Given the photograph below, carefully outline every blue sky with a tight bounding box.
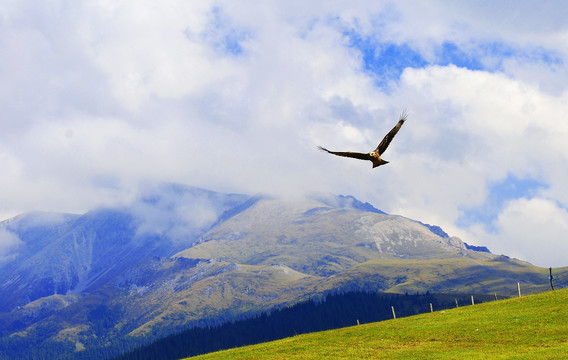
[1,1,568,266]
[457,176,546,231]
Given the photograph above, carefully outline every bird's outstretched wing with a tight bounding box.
[375,110,408,155]
[318,146,371,161]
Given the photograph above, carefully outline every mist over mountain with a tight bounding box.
[0,184,258,312]
[0,183,564,360]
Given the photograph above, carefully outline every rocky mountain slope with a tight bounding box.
[175,198,478,276]
[0,184,565,359]
[0,184,257,313]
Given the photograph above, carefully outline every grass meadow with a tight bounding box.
[188,289,568,359]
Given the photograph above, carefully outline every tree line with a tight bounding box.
[0,291,498,360]
[113,291,496,360]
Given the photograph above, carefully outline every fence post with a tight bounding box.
[430,303,433,313]
[494,293,498,301]
[517,282,522,297]
[455,298,459,308]
[391,306,396,319]
[471,295,475,305]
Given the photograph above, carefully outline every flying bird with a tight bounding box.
[318,110,407,168]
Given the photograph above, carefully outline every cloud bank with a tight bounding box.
[1,1,568,266]
[0,229,23,265]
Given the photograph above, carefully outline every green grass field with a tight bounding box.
[188,289,568,359]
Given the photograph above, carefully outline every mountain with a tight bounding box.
[0,183,565,359]
[0,184,258,313]
[175,198,474,275]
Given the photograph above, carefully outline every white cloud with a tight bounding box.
[0,229,23,265]
[81,1,238,111]
[474,198,568,267]
[355,64,568,266]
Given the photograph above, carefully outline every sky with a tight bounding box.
[1,0,568,267]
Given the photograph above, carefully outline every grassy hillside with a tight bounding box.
[188,289,568,359]
[320,258,561,297]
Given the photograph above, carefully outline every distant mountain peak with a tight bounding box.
[417,221,450,238]
[313,194,386,214]
[464,243,491,253]
[416,221,491,253]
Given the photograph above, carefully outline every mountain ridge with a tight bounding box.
[0,184,259,312]
[0,183,564,360]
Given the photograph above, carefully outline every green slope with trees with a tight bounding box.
[115,291,497,360]
[188,289,568,359]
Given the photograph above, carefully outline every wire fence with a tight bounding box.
[487,278,566,299]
